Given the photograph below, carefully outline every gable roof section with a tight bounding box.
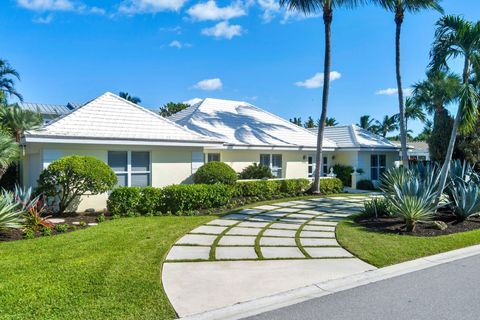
[309,125,400,150]
[169,98,337,150]
[24,92,222,146]
[19,102,79,116]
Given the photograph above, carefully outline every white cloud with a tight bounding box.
[187,0,246,21]
[119,0,187,14]
[201,21,243,39]
[183,97,203,105]
[281,10,320,24]
[295,71,342,89]
[194,78,223,91]
[169,40,192,48]
[33,14,53,23]
[89,6,106,15]
[257,0,280,22]
[17,0,74,11]
[160,26,182,34]
[376,87,413,96]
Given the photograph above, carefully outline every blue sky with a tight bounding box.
[1,0,479,135]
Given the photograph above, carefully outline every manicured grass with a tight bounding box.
[337,219,480,268]
[0,216,214,320]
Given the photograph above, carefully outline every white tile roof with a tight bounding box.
[309,125,400,150]
[169,98,337,150]
[25,92,221,145]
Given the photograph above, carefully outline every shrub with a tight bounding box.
[96,214,106,223]
[360,197,392,219]
[238,163,274,180]
[162,184,232,214]
[319,178,343,194]
[54,224,69,233]
[107,187,141,216]
[22,196,53,232]
[332,164,354,187]
[281,179,311,195]
[356,179,375,191]
[139,187,164,215]
[233,180,282,199]
[37,155,117,214]
[193,162,237,185]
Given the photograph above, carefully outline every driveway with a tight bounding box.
[162,195,376,317]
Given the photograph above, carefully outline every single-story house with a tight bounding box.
[19,102,81,124]
[392,140,430,161]
[21,92,400,212]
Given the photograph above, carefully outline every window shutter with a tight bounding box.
[191,151,204,174]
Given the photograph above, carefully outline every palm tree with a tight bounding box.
[429,15,480,198]
[374,115,399,138]
[304,116,316,128]
[0,132,19,180]
[393,97,426,133]
[289,117,303,126]
[414,119,433,141]
[0,104,43,143]
[375,0,443,165]
[0,59,22,102]
[325,117,338,126]
[119,92,141,104]
[279,0,366,194]
[357,115,376,131]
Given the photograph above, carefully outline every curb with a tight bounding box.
[180,244,480,320]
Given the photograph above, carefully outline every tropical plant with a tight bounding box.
[427,108,453,162]
[414,119,433,141]
[361,197,391,219]
[289,117,302,126]
[0,104,42,143]
[357,115,377,132]
[429,15,480,200]
[238,163,274,180]
[0,59,23,101]
[279,0,366,194]
[0,132,19,180]
[448,160,480,185]
[374,115,399,137]
[37,156,117,214]
[325,117,338,126]
[394,97,426,133]
[119,92,141,104]
[22,195,53,232]
[303,116,316,128]
[159,102,191,117]
[448,180,480,221]
[0,190,23,230]
[375,0,444,165]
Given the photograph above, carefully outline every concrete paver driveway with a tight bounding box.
[162,195,376,317]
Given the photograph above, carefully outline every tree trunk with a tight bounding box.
[395,11,409,166]
[312,7,332,194]
[437,57,471,200]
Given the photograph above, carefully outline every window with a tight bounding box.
[108,151,151,187]
[260,154,283,178]
[206,153,220,162]
[371,154,386,181]
[308,155,328,178]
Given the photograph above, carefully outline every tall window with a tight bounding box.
[206,153,220,162]
[371,154,386,181]
[260,154,283,178]
[308,156,328,178]
[108,151,151,187]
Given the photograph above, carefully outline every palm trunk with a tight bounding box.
[437,57,471,200]
[395,13,409,166]
[313,7,332,194]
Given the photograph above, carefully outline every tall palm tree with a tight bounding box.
[0,104,43,143]
[429,15,480,198]
[325,117,338,126]
[374,115,399,137]
[394,97,426,133]
[119,92,141,104]
[0,59,22,102]
[414,119,432,141]
[357,115,376,131]
[0,132,19,180]
[375,0,443,165]
[279,0,366,193]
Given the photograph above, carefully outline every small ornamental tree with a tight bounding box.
[37,155,117,214]
[193,162,237,185]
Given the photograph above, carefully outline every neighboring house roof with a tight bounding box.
[24,92,223,147]
[309,125,400,150]
[392,140,429,153]
[19,102,80,116]
[169,98,337,150]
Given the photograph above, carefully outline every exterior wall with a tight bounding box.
[23,143,203,212]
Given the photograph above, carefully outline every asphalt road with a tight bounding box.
[245,254,480,320]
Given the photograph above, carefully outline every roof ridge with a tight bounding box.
[349,124,361,147]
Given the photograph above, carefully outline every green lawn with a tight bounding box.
[0,216,214,320]
[337,219,480,268]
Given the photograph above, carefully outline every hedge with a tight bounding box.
[193,162,237,185]
[356,179,375,191]
[107,178,342,216]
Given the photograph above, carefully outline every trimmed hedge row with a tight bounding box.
[107,178,343,216]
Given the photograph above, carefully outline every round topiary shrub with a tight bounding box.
[356,179,375,191]
[38,155,117,213]
[238,163,274,180]
[193,161,237,185]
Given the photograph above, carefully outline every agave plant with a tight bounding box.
[0,190,23,230]
[448,160,480,185]
[449,180,480,221]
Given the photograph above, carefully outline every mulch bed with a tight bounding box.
[0,212,110,242]
[355,211,480,237]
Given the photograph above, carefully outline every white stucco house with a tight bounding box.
[21,92,400,211]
